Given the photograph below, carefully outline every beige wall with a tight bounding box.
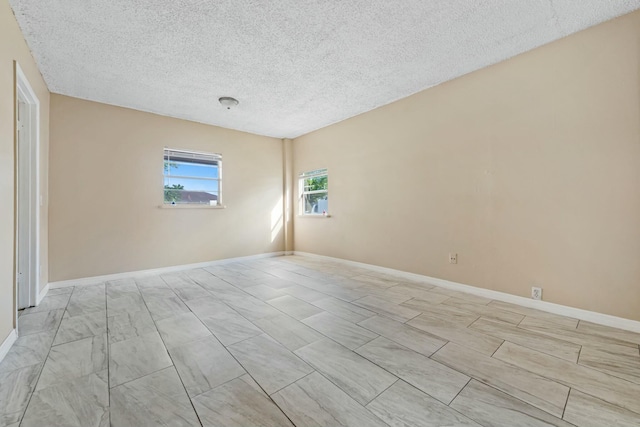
[49,95,284,281]
[293,11,640,321]
[0,0,50,342]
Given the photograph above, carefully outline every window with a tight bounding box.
[163,148,222,206]
[299,168,328,215]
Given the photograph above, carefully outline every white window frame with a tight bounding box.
[163,148,222,207]
[299,168,328,216]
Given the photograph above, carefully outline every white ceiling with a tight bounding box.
[10,1,640,138]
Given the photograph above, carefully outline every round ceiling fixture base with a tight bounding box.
[219,96,239,109]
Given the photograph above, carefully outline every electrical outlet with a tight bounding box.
[449,253,457,264]
[531,286,542,300]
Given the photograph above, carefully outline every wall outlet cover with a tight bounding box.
[531,286,542,300]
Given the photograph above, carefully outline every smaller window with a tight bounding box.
[163,148,222,205]
[299,168,328,215]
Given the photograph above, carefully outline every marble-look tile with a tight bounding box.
[162,274,212,301]
[46,287,74,295]
[193,377,294,427]
[493,341,640,415]
[295,338,397,405]
[267,295,323,320]
[385,283,446,301]
[253,313,324,351]
[185,269,233,292]
[281,284,328,303]
[18,309,64,336]
[352,295,420,322]
[53,311,107,346]
[273,371,388,427]
[218,295,282,321]
[109,331,173,387]
[0,331,54,372]
[357,337,469,404]
[310,296,376,323]
[450,380,574,427]
[563,389,640,427]
[442,297,525,324]
[107,309,156,344]
[428,288,493,305]
[0,363,41,424]
[143,295,190,321]
[432,342,569,417]
[351,274,399,288]
[469,317,581,362]
[518,316,637,350]
[155,312,211,349]
[578,345,640,384]
[169,336,245,397]
[407,314,503,355]
[20,293,71,315]
[488,301,579,329]
[185,297,263,346]
[134,275,169,289]
[65,286,106,318]
[243,284,287,301]
[21,371,109,427]
[37,334,107,391]
[576,321,640,347]
[228,334,313,394]
[139,287,176,299]
[302,312,378,350]
[110,367,200,427]
[106,290,146,318]
[357,315,446,357]
[367,380,480,427]
[400,299,480,326]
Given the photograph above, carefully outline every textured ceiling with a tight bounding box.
[10,0,640,138]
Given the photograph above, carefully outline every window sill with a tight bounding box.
[159,204,226,209]
[298,214,331,218]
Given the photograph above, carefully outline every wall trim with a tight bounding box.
[36,283,49,304]
[0,330,17,364]
[48,252,287,288]
[294,251,640,334]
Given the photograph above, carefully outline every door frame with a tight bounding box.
[14,62,40,320]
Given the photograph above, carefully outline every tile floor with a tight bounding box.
[1,255,639,426]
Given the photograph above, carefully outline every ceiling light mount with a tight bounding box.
[219,96,239,110]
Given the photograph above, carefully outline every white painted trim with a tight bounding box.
[0,330,17,364]
[48,252,287,288]
[293,251,640,334]
[15,62,41,312]
[37,283,49,304]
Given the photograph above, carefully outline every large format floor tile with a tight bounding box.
[356,337,469,404]
[450,379,574,427]
[273,371,388,427]
[37,334,107,391]
[109,331,173,387]
[4,255,640,427]
[367,380,480,427]
[357,315,446,357]
[21,371,109,427]
[193,377,294,427]
[432,342,569,417]
[493,341,640,415]
[110,367,200,427]
[563,389,640,427]
[185,297,263,346]
[228,334,313,394]
[302,311,378,350]
[168,336,245,397]
[295,338,397,405]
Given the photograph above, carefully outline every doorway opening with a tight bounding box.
[15,62,41,320]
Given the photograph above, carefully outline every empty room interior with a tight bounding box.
[1,1,640,426]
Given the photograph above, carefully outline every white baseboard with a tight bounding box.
[48,252,287,289]
[293,251,640,334]
[0,329,17,364]
[37,283,49,304]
